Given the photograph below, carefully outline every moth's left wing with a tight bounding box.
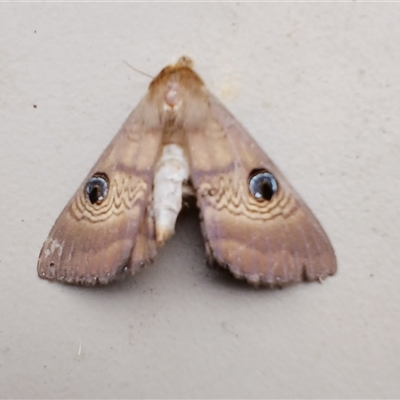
[37,106,162,285]
[187,94,336,286]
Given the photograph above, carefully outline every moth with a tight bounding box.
[37,56,336,286]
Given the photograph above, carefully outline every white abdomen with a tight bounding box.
[153,144,189,244]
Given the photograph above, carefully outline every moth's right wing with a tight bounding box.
[187,94,336,286]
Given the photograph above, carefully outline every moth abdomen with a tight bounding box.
[153,143,189,244]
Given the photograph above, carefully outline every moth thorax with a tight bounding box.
[164,81,182,110]
[153,144,190,244]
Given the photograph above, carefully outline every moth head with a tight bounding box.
[248,169,278,201]
[85,173,109,205]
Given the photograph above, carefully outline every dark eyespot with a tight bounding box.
[85,173,109,205]
[248,169,278,201]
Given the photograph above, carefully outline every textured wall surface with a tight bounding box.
[1,3,399,398]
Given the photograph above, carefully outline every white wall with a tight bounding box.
[1,3,399,398]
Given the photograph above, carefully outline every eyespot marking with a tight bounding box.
[85,173,109,205]
[248,169,278,201]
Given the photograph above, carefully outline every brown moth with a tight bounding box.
[37,56,336,286]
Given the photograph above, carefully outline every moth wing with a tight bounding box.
[188,94,337,286]
[37,106,162,285]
